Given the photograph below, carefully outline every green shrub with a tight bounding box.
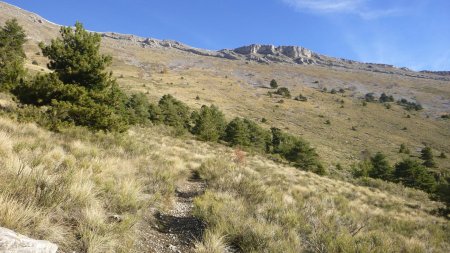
[393,159,436,193]
[245,119,271,153]
[399,143,410,154]
[275,87,291,98]
[147,103,162,123]
[368,152,392,180]
[158,94,191,133]
[435,177,450,215]
[13,73,83,106]
[224,118,271,153]
[420,146,436,168]
[191,105,226,142]
[270,79,278,89]
[364,93,375,102]
[271,127,322,173]
[224,118,251,146]
[379,93,394,103]
[397,98,423,111]
[50,96,129,132]
[126,93,151,125]
[351,160,372,178]
[294,94,307,101]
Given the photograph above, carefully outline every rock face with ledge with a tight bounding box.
[0,227,58,253]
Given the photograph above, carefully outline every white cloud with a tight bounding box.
[281,0,401,19]
[282,0,364,12]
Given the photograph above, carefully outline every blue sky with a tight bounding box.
[4,0,450,71]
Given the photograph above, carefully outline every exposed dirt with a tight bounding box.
[136,174,206,253]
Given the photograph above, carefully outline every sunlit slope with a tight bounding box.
[1,1,449,171]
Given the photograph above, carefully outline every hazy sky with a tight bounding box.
[4,0,450,71]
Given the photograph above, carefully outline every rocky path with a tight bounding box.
[136,175,206,253]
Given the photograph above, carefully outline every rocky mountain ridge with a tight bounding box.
[101,32,450,81]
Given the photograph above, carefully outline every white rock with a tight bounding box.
[0,227,58,253]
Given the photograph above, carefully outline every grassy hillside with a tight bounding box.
[0,104,448,252]
[0,2,449,252]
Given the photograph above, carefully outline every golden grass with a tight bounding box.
[0,116,195,252]
[0,108,448,252]
[193,154,449,252]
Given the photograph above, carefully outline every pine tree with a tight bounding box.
[420,146,436,168]
[243,118,271,152]
[191,105,226,142]
[224,118,251,146]
[158,94,191,133]
[13,22,131,132]
[270,79,278,89]
[369,152,392,180]
[126,93,151,124]
[393,159,436,192]
[0,19,26,91]
[40,22,113,90]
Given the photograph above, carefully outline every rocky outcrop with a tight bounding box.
[0,227,58,253]
[233,44,312,59]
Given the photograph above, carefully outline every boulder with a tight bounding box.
[0,227,57,253]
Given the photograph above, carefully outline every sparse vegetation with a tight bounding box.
[269,79,278,89]
[398,98,423,111]
[399,143,411,154]
[275,87,291,98]
[194,157,449,253]
[294,94,307,101]
[364,92,376,102]
[379,92,394,103]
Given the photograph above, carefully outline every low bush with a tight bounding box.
[275,87,291,98]
[294,94,307,101]
[379,93,394,103]
[397,98,423,111]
